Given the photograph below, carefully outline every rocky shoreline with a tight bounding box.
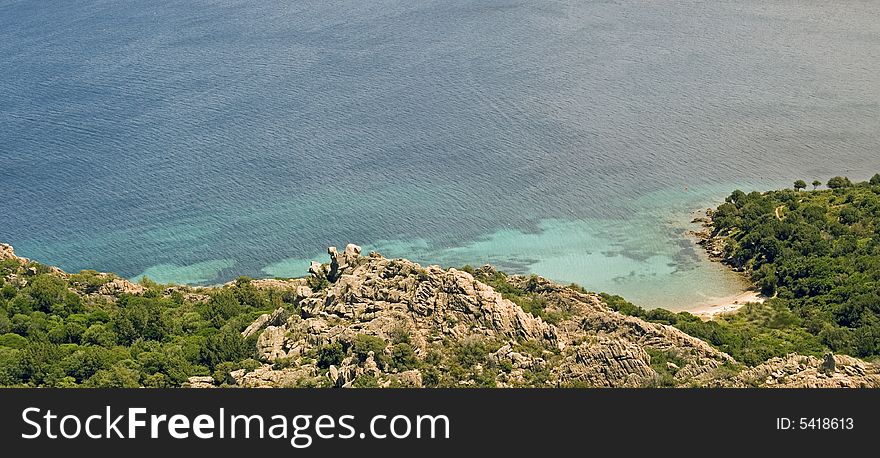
[684,208,763,319]
[689,208,729,263]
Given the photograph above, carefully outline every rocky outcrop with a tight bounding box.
[0,243,66,277]
[185,376,216,389]
[98,278,145,296]
[0,243,21,262]
[231,245,749,388]
[231,365,320,388]
[505,274,735,386]
[729,354,880,388]
[690,209,727,260]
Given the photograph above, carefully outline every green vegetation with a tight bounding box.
[390,343,418,371]
[352,334,387,367]
[602,293,824,365]
[645,348,685,387]
[316,342,345,369]
[0,266,286,387]
[709,176,880,358]
[610,175,880,364]
[826,176,853,189]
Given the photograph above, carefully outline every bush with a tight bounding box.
[352,373,379,388]
[25,275,82,316]
[199,330,249,370]
[454,338,488,368]
[306,271,330,291]
[272,357,294,370]
[390,343,419,371]
[316,342,345,368]
[0,333,27,349]
[203,289,243,328]
[112,296,170,344]
[388,324,411,345]
[0,313,11,334]
[81,324,117,347]
[827,176,853,189]
[212,361,238,385]
[352,334,386,364]
[240,358,261,372]
[84,362,141,388]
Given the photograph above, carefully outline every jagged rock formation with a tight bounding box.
[229,244,818,388]
[729,354,880,388]
[0,243,19,262]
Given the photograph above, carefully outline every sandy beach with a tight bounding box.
[685,290,766,320]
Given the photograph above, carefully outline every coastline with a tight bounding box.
[680,207,764,320]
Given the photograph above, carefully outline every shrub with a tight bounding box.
[352,373,379,388]
[454,338,488,368]
[317,342,345,368]
[0,333,27,349]
[352,334,386,364]
[199,330,249,370]
[390,343,419,371]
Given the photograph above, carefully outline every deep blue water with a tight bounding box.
[2,0,879,308]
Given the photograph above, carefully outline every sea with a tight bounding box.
[2,0,879,309]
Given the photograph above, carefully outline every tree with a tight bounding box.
[84,362,141,388]
[870,174,880,186]
[231,277,265,309]
[204,289,243,328]
[199,330,249,370]
[0,333,27,349]
[317,342,345,368]
[112,296,169,344]
[839,207,860,225]
[812,180,821,190]
[793,180,807,191]
[81,324,117,347]
[0,347,22,386]
[352,334,386,366]
[16,342,65,386]
[25,275,82,316]
[62,346,114,383]
[391,343,419,371]
[827,176,853,189]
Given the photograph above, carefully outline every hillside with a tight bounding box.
[699,175,880,359]
[2,241,878,388]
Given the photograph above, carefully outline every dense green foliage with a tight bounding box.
[707,176,880,359]
[0,266,282,387]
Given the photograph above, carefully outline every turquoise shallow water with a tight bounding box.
[2,1,879,309]
[260,184,756,309]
